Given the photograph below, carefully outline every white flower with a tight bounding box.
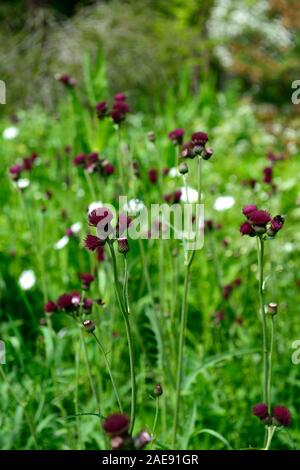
[19,270,36,290]
[169,167,179,178]
[180,186,199,203]
[70,222,82,233]
[54,236,69,250]
[3,126,19,140]
[16,178,30,189]
[123,198,145,213]
[214,196,235,211]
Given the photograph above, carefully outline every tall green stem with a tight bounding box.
[172,259,191,448]
[257,237,269,409]
[108,240,136,433]
[172,157,202,448]
[92,332,123,413]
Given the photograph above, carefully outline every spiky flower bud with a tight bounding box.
[117,238,129,255]
[154,383,163,397]
[267,302,278,316]
[178,162,188,175]
[83,319,95,333]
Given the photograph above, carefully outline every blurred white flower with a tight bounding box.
[3,126,19,140]
[123,198,145,213]
[180,186,199,203]
[88,201,103,213]
[214,196,235,211]
[16,178,30,189]
[54,236,69,250]
[169,167,179,178]
[19,270,36,290]
[70,222,82,233]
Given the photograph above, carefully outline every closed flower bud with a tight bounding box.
[83,319,95,333]
[154,383,163,397]
[267,302,278,316]
[134,430,152,450]
[202,147,214,160]
[178,162,188,175]
[117,237,129,255]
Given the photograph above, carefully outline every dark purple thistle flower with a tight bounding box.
[191,131,208,146]
[240,221,255,236]
[249,210,271,226]
[148,168,158,184]
[168,128,185,146]
[73,153,86,166]
[102,160,115,176]
[164,190,182,204]
[103,414,130,437]
[44,300,58,314]
[80,273,95,289]
[273,406,291,426]
[9,164,23,180]
[242,205,257,218]
[111,109,125,124]
[263,166,273,184]
[114,92,127,101]
[58,74,77,87]
[181,141,194,159]
[95,101,108,119]
[65,227,74,237]
[116,213,133,237]
[57,292,80,312]
[22,157,33,171]
[87,152,99,164]
[270,215,284,234]
[88,208,113,227]
[252,403,268,419]
[112,100,130,114]
[84,234,105,251]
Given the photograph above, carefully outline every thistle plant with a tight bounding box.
[172,131,213,447]
[240,205,291,449]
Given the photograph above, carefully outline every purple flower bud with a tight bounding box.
[103,414,130,437]
[242,205,257,218]
[252,403,268,419]
[168,128,185,145]
[83,319,95,333]
[117,237,130,255]
[273,405,291,426]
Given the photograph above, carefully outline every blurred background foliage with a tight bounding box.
[0,0,300,116]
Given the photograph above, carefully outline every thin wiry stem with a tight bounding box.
[92,332,123,413]
[108,240,136,433]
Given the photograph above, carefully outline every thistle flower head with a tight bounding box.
[80,273,95,290]
[9,164,23,180]
[242,205,257,218]
[57,292,80,312]
[148,168,158,184]
[44,300,58,314]
[57,74,76,87]
[84,234,105,251]
[88,208,113,227]
[263,166,273,184]
[240,221,255,236]
[95,101,108,119]
[73,153,86,166]
[248,210,271,226]
[191,131,208,146]
[103,414,130,437]
[252,403,268,419]
[168,128,185,145]
[273,406,291,426]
